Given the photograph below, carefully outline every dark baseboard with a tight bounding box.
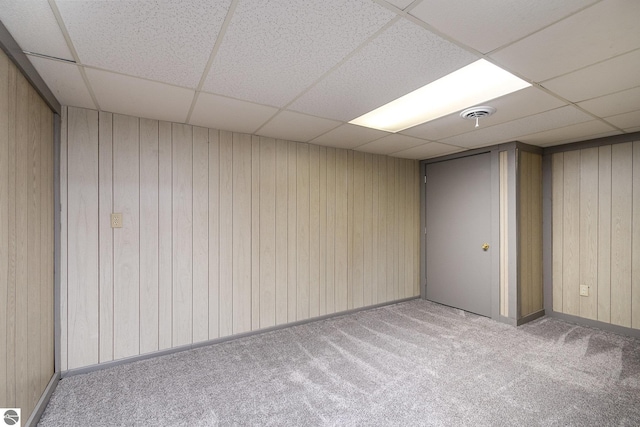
[548,311,640,339]
[517,309,545,326]
[25,371,61,427]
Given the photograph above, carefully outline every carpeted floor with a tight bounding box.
[39,300,640,426]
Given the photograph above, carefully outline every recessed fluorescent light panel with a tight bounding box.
[349,59,531,133]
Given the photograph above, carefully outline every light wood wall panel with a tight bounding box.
[61,107,421,370]
[518,151,543,318]
[552,141,640,330]
[0,50,55,419]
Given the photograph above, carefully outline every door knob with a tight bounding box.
[482,243,490,251]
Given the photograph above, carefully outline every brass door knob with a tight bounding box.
[482,243,490,251]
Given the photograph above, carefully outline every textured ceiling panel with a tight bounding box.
[577,86,640,118]
[203,0,395,107]
[56,0,231,88]
[256,111,341,143]
[491,0,640,81]
[310,124,389,149]
[604,110,640,130]
[441,106,594,148]
[0,0,73,60]
[401,86,566,141]
[410,0,596,54]
[290,19,477,121]
[382,0,415,11]
[518,120,620,146]
[354,133,428,155]
[541,49,640,102]
[86,68,194,124]
[28,56,94,109]
[189,93,278,135]
[390,142,464,160]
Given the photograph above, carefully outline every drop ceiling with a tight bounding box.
[1,0,638,159]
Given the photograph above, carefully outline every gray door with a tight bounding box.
[426,153,492,317]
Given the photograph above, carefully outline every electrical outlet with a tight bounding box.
[579,285,589,297]
[111,213,123,228]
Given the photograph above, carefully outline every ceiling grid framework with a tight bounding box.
[0,0,638,159]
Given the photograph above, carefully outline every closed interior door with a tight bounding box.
[426,153,492,317]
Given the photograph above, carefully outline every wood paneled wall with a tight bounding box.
[0,50,55,418]
[60,106,421,371]
[519,151,543,318]
[552,142,640,328]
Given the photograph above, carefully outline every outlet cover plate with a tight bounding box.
[111,213,123,228]
[579,285,589,297]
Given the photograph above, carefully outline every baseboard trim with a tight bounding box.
[548,311,640,339]
[62,296,420,378]
[24,371,61,427]
[517,309,545,326]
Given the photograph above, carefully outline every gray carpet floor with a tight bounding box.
[39,300,640,426]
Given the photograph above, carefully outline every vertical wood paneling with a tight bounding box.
[363,154,373,305]
[67,107,99,369]
[309,144,320,318]
[233,133,252,334]
[192,127,209,342]
[352,151,364,308]
[260,138,276,328]
[98,112,113,362]
[597,146,612,323]
[499,152,508,317]
[633,141,640,329]
[26,85,41,410]
[579,148,598,320]
[370,155,378,304]
[251,136,260,330]
[520,153,531,316]
[0,51,55,418]
[531,154,543,312]
[113,114,140,360]
[140,118,159,354]
[0,53,9,405]
[158,122,172,349]
[318,146,327,316]
[287,141,297,321]
[326,148,336,314]
[275,140,288,325]
[59,105,67,372]
[297,143,310,320]
[377,155,387,304]
[60,108,424,370]
[172,123,193,345]
[208,130,220,339]
[15,74,29,411]
[218,131,233,337]
[562,150,580,316]
[552,153,564,313]
[334,149,348,312]
[610,142,632,327]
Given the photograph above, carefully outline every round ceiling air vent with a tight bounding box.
[460,106,496,127]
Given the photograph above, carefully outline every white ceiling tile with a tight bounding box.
[0,0,73,60]
[355,134,428,155]
[256,111,341,143]
[441,106,593,148]
[491,0,640,81]
[577,86,640,118]
[518,120,620,146]
[28,56,94,109]
[542,49,640,102]
[410,0,596,54]
[290,19,477,121]
[625,127,640,134]
[189,93,278,135]
[383,0,415,10]
[401,86,566,141]
[604,110,640,130]
[86,68,194,124]
[390,142,464,160]
[310,124,389,149]
[203,0,395,107]
[56,0,231,88]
